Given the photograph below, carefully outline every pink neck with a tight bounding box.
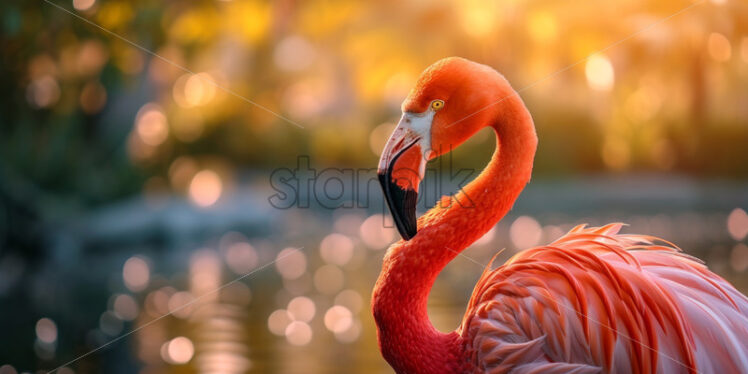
[371,95,537,373]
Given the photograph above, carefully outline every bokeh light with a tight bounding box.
[190,251,221,299]
[268,309,292,336]
[334,289,363,314]
[112,294,139,321]
[145,287,173,317]
[73,0,96,11]
[168,291,195,319]
[369,122,397,156]
[161,336,194,364]
[135,103,169,146]
[173,73,217,108]
[26,76,60,108]
[727,208,748,241]
[543,225,565,243]
[284,321,312,346]
[287,296,316,322]
[123,256,150,293]
[274,36,316,72]
[99,311,123,336]
[585,54,615,92]
[359,214,396,250]
[319,233,354,266]
[509,216,542,250]
[473,225,497,246]
[169,156,199,191]
[224,242,259,275]
[324,305,353,334]
[314,264,344,294]
[35,318,57,344]
[334,319,361,343]
[275,248,307,280]
[188,170,223,207]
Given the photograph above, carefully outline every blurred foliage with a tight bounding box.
[0,0,747,211]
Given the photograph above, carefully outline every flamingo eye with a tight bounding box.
[430,100,445,111]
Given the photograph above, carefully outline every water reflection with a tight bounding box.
[110,208,745,373]
[4,201,745,373]
[100,210,401,373]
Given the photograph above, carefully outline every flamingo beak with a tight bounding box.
[377,114,431,240]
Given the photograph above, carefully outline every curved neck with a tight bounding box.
[372,95,537,373]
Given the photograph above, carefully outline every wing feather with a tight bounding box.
[461,224,748,374]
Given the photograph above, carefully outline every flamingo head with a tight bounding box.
[378,57,509,240]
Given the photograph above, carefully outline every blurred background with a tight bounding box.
[1,0,747,373]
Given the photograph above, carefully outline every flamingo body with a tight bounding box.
[463,224,748,373]
[372,57,748,374]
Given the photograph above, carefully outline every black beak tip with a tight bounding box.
[401,225,417,241]
[378,172,419,241]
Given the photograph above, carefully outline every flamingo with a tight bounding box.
[373,57,748,374]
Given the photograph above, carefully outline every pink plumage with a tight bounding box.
[463,223,748,373]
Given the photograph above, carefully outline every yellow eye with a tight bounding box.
[431,100,444,111]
